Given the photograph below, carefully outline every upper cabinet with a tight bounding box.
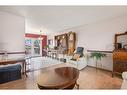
[114,32,127,50]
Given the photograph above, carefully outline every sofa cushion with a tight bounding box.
[71,54,80,61]
[75,47,84,57]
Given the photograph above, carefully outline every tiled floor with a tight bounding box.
[26,57,63,71]
[0,57,122,89]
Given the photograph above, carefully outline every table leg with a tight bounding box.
[96,60,97,72]
[22,61,27,77]
[112,71,114,77]
[24,61,27,77]
[22,62,24,74]
[75,82,79,89]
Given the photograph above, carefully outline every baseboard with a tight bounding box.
[87,65,112,72]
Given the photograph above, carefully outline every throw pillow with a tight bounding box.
[71,54,80,61]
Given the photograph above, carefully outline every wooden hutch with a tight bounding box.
[112,32,127,77]
[54,32,76,55]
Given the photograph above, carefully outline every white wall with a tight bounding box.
[0,11,25,59]
[50,15,127,71]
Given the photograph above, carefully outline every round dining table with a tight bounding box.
[37,66,79,89]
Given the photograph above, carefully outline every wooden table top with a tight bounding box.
[0,58,25,65]
[37,67,79,89]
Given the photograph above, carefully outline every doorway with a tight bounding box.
[25,38,42,56]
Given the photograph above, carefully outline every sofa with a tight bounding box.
[65,47,88,70]
[0,64,21,84]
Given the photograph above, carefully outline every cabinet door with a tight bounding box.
[114,61,127,73]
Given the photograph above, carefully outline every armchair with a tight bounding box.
[65,47,87,70]
[121,72,127,89]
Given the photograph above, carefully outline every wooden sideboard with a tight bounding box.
[0,58,27,76]
[112,50,127,77]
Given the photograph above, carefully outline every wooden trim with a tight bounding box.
[0,51,25,55]
[87,50,113,53]
[87,65,112,72]
[115,31,127,36]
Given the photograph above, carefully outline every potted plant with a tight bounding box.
[90,52,106,70]
[44,45,49,50]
